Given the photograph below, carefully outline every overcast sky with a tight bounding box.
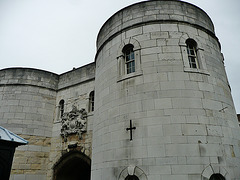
[0,0,239,113]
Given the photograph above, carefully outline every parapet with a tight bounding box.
[0,68,59,90]
[0,62,96,91]
[96,0,215,50]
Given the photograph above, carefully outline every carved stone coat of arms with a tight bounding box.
[60,105,87,142]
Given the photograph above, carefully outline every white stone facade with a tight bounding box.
[0,1,239,180]
[93,1,240,180]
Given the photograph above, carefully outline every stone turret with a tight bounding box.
[92,0,240,179]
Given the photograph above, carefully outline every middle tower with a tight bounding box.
[92,1,240,180]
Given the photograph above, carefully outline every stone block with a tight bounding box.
[141,47,161,55]
[143,24,161,33]
[172,98,202,109]
[147,175,161,180]
[141,54,158,63]
[167,72,189,81]
[166,38,180,46]
[202,99,222,111]
[161,24,178,32]
[161,175,188,180]
[166,144,200,156]
[154,98,172,109]
[206,125,223,137]
[171,136,188,144]
[187,136,207,144]
[162,46,181,53]
[156,157,178,165]
[142,99,155,111]
[186,115,199,123]
[199,144,223,156]
[131,146,148,158]
[186,157,210,165]
[142,158,156,166]
[164,108,190,116]
[160,81,185,90]
[134,33,151,41]
[149,165,171,174]
[188,175,202,180]
[171,164,203,174]
[140,40,157,48]
[182,124,207,136]
[147,125,163,137]
[143,15,157,22]
[143,73,158,83]
[177,156,187,164]
[198,82,214,92]
[126,27,143,38]
[178,24,198,35]
[170,14,184,21]
[13,174,26,180]
[156,39,167,46]
[148,145,165,157]
[151,32,169,39]
[163,124,182,136]
[185,81,199,90]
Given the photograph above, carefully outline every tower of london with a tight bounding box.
[0,1,239,180]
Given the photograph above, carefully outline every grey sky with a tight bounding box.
[0,0,239,113]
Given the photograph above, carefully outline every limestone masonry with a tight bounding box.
[0,0,240,180]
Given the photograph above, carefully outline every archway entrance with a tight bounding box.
[53,151,91,180]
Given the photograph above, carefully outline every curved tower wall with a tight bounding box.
[0,68,58,179]
[93,1,240,180]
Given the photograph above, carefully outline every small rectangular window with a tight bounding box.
[186,40,199,69]
[125,49,135,74]
[89,91,94,112]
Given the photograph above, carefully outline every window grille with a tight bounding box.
[59,99,64,118]
[89,91,94,112]
[186,39,199,69]
[123,44,135,74]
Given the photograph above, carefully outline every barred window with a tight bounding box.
[123,44,135,74]
[59,99,64,118]
[89,91,94,112]
[186,39,199,69]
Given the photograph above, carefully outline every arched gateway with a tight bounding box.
[53,151,91,180]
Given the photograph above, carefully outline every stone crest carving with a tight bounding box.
[60,105,87,142]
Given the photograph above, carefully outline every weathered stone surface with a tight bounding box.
[1,1,240,180]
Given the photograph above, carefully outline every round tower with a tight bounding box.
[0,68,58,179]
[92,1,240,180]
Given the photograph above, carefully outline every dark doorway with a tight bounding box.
[54,151,91,180]
[125,175,139,180]
[209,174,225,180]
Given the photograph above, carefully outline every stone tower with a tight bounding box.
[0,0,240,180]
[92,1,240,180]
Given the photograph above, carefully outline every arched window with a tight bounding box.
[59,99,64,118]
[186,39,199,69]
[125,175,139,180]
[209,174,225,180]
[117,38,142,81]
[122,44,135,74]
[89,91,94,112]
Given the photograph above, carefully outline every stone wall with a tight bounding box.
[96,0,215,52]
[48,78,95,180]
[0,64,95,180]
[0,68,58,180]
[93,1,240,180]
